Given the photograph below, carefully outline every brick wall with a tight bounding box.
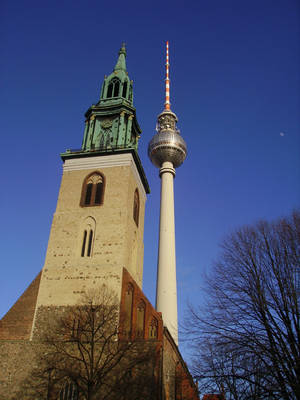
[0,340,40,399]
[120,268,163,341]
[0,271,41,340]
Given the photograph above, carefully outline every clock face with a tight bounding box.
[101,118,113,129]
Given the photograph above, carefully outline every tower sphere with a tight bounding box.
[148,110,187,169]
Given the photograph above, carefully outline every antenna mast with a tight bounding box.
[164,41,171,110]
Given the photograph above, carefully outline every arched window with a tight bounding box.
[129,84,133,101]
[59,380,78,400]
[124,283,134,338]
[80,217,96,258]
[81,172,105,207]
[113,79,120,97]
[122,81,128,98]
[81,228,94,257]
[149,317,158,339]
[133,189,139,226]
[136,300,145,338]
[106,78,120,98]
[107,82,113,98]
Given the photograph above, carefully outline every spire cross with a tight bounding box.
[164,41,170,110]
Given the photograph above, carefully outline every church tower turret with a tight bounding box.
[77,43,141,154]
[31,46,149,337]
[148,41,187,345]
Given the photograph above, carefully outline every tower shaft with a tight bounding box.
[148,42,186,346]
[156,161,178,344]
[30,46,150,338]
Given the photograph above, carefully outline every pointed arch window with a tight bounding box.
[136,300,145,338]
[149,317,158,339]
[124,283,134,338]
[81,228,94,257]
[133,189,139,226]
[81,172,105,207]
[59,380,78,400]
[107,78,120,98]
[129,83,133,101]
[80,217,96,258]
[122,81,128,98]
[113,79,120,97]
[107,83,113,98]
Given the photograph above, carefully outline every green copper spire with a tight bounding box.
[114,43,127,72]
[61,44,149,194]
[62,44,141,155]
[98,43,133,107]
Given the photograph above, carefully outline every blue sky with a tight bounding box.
[1,0,299,358]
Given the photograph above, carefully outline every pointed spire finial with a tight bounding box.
[119,42,126,56]
[164,40,171,111]
[114,43,127,72]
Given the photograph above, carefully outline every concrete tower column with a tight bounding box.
[148,42,187,345]
[156,161,178,343]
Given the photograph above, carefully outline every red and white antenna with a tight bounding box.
[164,41,170,110]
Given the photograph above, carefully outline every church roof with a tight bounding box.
[0,271,41,340]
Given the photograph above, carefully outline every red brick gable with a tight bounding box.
[120,267,163,341]
[120,269,200,400]
[0,271,42,340]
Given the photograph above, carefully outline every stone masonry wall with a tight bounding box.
[0,340,37,400]
[35,162,146,312]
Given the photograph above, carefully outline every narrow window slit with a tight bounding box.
[87,230,93,257]
[133,189,139,226]
[81,230,87,257]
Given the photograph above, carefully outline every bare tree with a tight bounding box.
[185,211,300,400]
[18,285,158,400]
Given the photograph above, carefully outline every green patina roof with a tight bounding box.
[61,44,150,194]
[114,43,127,72]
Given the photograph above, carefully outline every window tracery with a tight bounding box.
[107,78,120,98]
[81,172,105,207]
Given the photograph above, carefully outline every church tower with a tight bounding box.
[31,44,150,336]
[0,44,200,400]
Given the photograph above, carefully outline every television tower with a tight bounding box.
[148,41,187,344]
